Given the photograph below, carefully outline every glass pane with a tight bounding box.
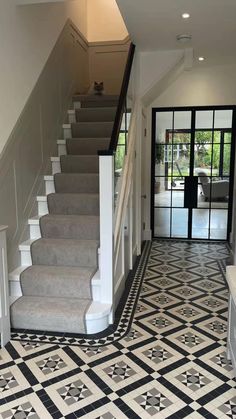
[210,210,228,239]
[155,144,166,174]
[172,179,185,207]
[196,110,214,129]
[223,145,231,176]
[115,144,125,172]
[171,209,188,238]
[120,112,126,131]
[212,145,220,176]
[154,176,171,207]
[213,131,221,143]
[164,143,190,177]
[174,111,191,130]
[195,130,213,143]
[194,143,212,175]
[154,208,170,237]
[198,176,229,205]
[126,111,131,132]
[156,112,173,144]
[214,110,233,129]
[224,132,232,143]
[118,133,126,145]
[197,175,210,208]
[173,132,191,144]
[192,209,209,239]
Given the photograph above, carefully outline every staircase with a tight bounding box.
[10,94,118,334]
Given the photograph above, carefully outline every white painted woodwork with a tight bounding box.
[51,157,61,175]
[63,124,72,139]
[28,216,41,240]
[37,196,48,216]
[0,226,10,347]
[57,140,67,156]
[99,155,114,307]
[68,110,76,123]
[44,176,55,194]
[73,101,81,110]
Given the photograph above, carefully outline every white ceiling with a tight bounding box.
[116,0,236,62]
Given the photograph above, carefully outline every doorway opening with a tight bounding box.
[151,107,236,240]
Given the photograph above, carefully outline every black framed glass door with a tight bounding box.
[151,107,235,240]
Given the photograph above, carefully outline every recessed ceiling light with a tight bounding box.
[182,13,190,19]
[198,56,205,61]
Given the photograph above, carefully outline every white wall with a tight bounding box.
[138,50,183,98]
[0,21,89,271]
[0,0,87,156]
[152,63,236,108]
[87,0,128,42]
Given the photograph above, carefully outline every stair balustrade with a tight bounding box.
[98,43,141,318]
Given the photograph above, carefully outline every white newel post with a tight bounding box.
[99,155,114,310]
[0,226,10,347]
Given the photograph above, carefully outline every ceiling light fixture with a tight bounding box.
[176,34,192,43]
[182,13,190,19]
[198,56,205,61]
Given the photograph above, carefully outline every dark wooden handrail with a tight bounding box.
[98,42,135,156]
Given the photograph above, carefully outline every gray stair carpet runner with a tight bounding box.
[11,95,117,334]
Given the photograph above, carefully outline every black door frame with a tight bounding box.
[151,105,236,241]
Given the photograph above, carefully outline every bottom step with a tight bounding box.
[10,297,111,334]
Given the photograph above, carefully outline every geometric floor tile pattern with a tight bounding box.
[1,240,236,418]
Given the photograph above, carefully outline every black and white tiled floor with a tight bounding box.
[1,240,236,418]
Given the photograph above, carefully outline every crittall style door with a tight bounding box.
[152,107,235,240]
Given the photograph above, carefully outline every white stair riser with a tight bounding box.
[73,101,81,110]
[45,179,55,195]
[29,224,41,240]
[63,124,72,139]
[58,143,67,156]
[51,159,61,175]
[38,200,48,216]
[9,270,101,301]
[10,281,22,297]
[68,110,76,123]
[21,249,32,266]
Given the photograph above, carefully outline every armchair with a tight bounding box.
[198,171,229,201]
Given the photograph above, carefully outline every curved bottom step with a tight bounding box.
[10,296,111,335]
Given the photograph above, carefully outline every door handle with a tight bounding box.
[141,195,147,199]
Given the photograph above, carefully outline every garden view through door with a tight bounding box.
[152,108,234,240]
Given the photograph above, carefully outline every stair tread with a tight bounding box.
[9,266,27,280]
[37,196,47,202]
[11,296,91,333]
[20,265,96,299]
[41,214,99,220]
[33,237,99,245]
[21,265,96,275]
[19,239,36,249]
[73,94,119,101]
[58,138,110,145]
